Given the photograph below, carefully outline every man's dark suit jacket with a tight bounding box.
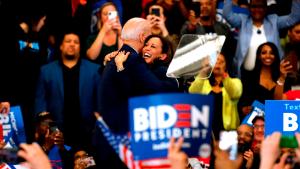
[99,44,178,134]
[34,59,101,131]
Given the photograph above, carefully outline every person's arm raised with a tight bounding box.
[168,137,188,169]
[18,143,52,169]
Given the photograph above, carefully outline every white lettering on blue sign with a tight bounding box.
[133,105,209,131]
[284,104,300,110]
[246,107,264,125]
[283,113,298,131]
[10,112,18,134]
[0,114,11,137]
[191,105,209,128]
[134,105,177,131]
[133,104,210,142]
[134,128,208,142]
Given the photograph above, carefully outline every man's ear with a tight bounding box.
[288,29,292,38]
[159,53,168,61]
[60,44,63,51]
[139,33,146,43]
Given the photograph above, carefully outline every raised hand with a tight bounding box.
[168,137,188,169]
[18,143,52,169]
[259,132,282,169]
[0,102,10,114]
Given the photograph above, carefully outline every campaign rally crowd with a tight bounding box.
[0,0,300,168]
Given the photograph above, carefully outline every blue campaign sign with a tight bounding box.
[129,93,214,161]
[0,106,26,148]
[242,100,264,126]
[265,100,300,136]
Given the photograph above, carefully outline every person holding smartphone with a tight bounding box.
[34,112,73,169]
[73,149,97,169]
[147,5,166,36]
[238,42,293,119]
[145,3,178,50]
[86,2,123,70]
[223,0,300,78]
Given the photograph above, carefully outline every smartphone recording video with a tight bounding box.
[108,11,118,20]
[219,131,238,160]
[284,51,298,73]
[82,156,96,167]
[151,8,160,17]
[48,121,59,134]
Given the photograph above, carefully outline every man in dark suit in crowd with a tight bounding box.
[35,28,101,152]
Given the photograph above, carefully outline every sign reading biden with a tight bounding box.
[265,100,300,136]
[129,93,214,161]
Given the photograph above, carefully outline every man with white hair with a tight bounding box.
[94,17,178,169]
[99,17,178,134]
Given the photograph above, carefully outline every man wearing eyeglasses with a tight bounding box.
[251,116,265,169]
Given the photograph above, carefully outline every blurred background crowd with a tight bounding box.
[0,0,300,168]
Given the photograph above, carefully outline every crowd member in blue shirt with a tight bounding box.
[34,112,73,169]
